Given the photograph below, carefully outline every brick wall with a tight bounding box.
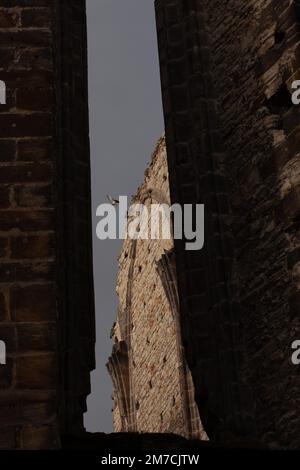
[0,0,95,449]
[108,138,207,440]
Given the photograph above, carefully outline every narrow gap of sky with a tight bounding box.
[84,0,164,432]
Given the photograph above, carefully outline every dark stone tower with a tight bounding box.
[0,0,95,449]
[155,0,300,448]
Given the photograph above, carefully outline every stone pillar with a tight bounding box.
[0,0,95,449]
[155,0,255,442]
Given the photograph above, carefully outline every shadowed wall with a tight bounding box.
[0,0,95,449]
[155,0,300,448]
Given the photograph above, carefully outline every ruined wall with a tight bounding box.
[108,138,207,440]
[0,0,95,449]
[202,0,300,448]
[155,0,255,442]
[155,0,300,448]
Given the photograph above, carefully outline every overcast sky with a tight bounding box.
[84,0,164,432]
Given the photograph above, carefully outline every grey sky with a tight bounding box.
[84,0,164,432]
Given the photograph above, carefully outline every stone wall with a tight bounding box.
[0,0,95,449]
[155,0,300,448]
[108,137,207,440]
[202,0,300,448]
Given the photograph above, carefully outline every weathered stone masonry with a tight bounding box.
[108,138,207,440]
[0,0,95,449]
[202,0,300,448]
[155,0,300,448]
